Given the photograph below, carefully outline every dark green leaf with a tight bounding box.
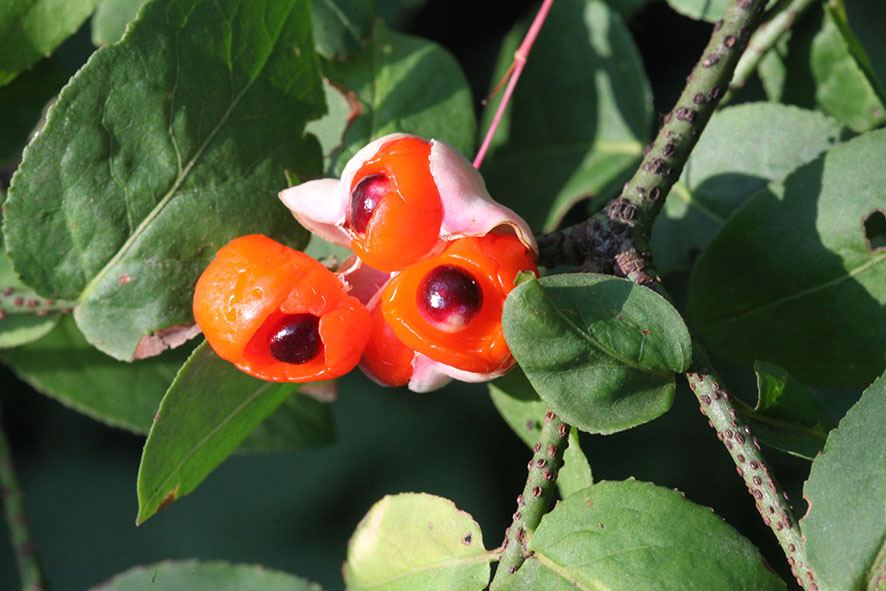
[845,1,886,100]
[310,0,375,60]
[758,4,886,132]
[757,9,819,108]
[604,0,652,20]
[499,480,786,591]
[810,3,886,132]
[4,0,325,361]
[0,0,100,87]
[503,274,691,434]
[481,0,652,232]
[323,21,476,174]
[688,129,886,387]
[801,370,886,590]
[136,341,331,524]
[91,560,325,590]
[652,104,843,275]
[489,368,593,498]
[91,0,148,46]
[239,385,336,452]
[344,493,491,591]
[1,316,187,432]
[739,361,834,460]
[664,0,730,22]
[377,0,427,29]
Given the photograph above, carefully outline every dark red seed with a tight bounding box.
[268,314,321,364]
[417,265,483,332]
[349,174,392,233]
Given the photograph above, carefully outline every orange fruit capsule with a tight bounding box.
[193,235,371,382]
[360,303,416,387]
[381,234,538,375]
[347,137,443,272]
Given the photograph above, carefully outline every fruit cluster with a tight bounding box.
[193,134,538,391]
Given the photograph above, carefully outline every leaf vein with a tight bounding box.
[706,251,886,329]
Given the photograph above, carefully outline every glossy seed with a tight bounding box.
[349,174,392,233]
[268,314,321,364]
[417,265,483,332]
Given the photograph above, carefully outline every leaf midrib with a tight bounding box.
[139,380,275,520]
[529,286,671,375]
[78,4,295,305]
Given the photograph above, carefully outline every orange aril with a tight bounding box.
[347,137,443,272]
[381,234,538,374]
[193,235,370,382]
[361,303,416,387]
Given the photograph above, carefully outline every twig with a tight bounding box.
[686,345,818,591]
[0,402,46,591]
[473,0,555,170]
[532,0,821,587]
[721,0,820,107]
[536,0,769,278]
[490,410,568,588]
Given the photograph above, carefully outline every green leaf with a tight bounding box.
[239,385,336,452]
[91,560,325,590]
[502,274,692,434]
[91,0,149,46]
[0,0,100,87]
[651,104,843,275]
[801,370,886,591]
[810,3,886,132]
[310,0,375,60]
[480,0,652,232]
[756,9,819,108]
[303,232,355,269]
[305,79,355,171]
[758,4,886,132]
[322,20,476,174]
[664,0,730,22]
[0,229,60,348]
[500,480,786,591]
[136,341,331,524]
[688,128,886,387]
[1,315,187,431]
[344,493,492,591]
[4,0,325,361]
[489,368,593,498]
[739,361,835,460]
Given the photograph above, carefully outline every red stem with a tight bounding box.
[473,0,556,169]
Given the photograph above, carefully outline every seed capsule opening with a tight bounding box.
[349,174,392,234]
[417,265,483,333]
[268,313,321,364]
